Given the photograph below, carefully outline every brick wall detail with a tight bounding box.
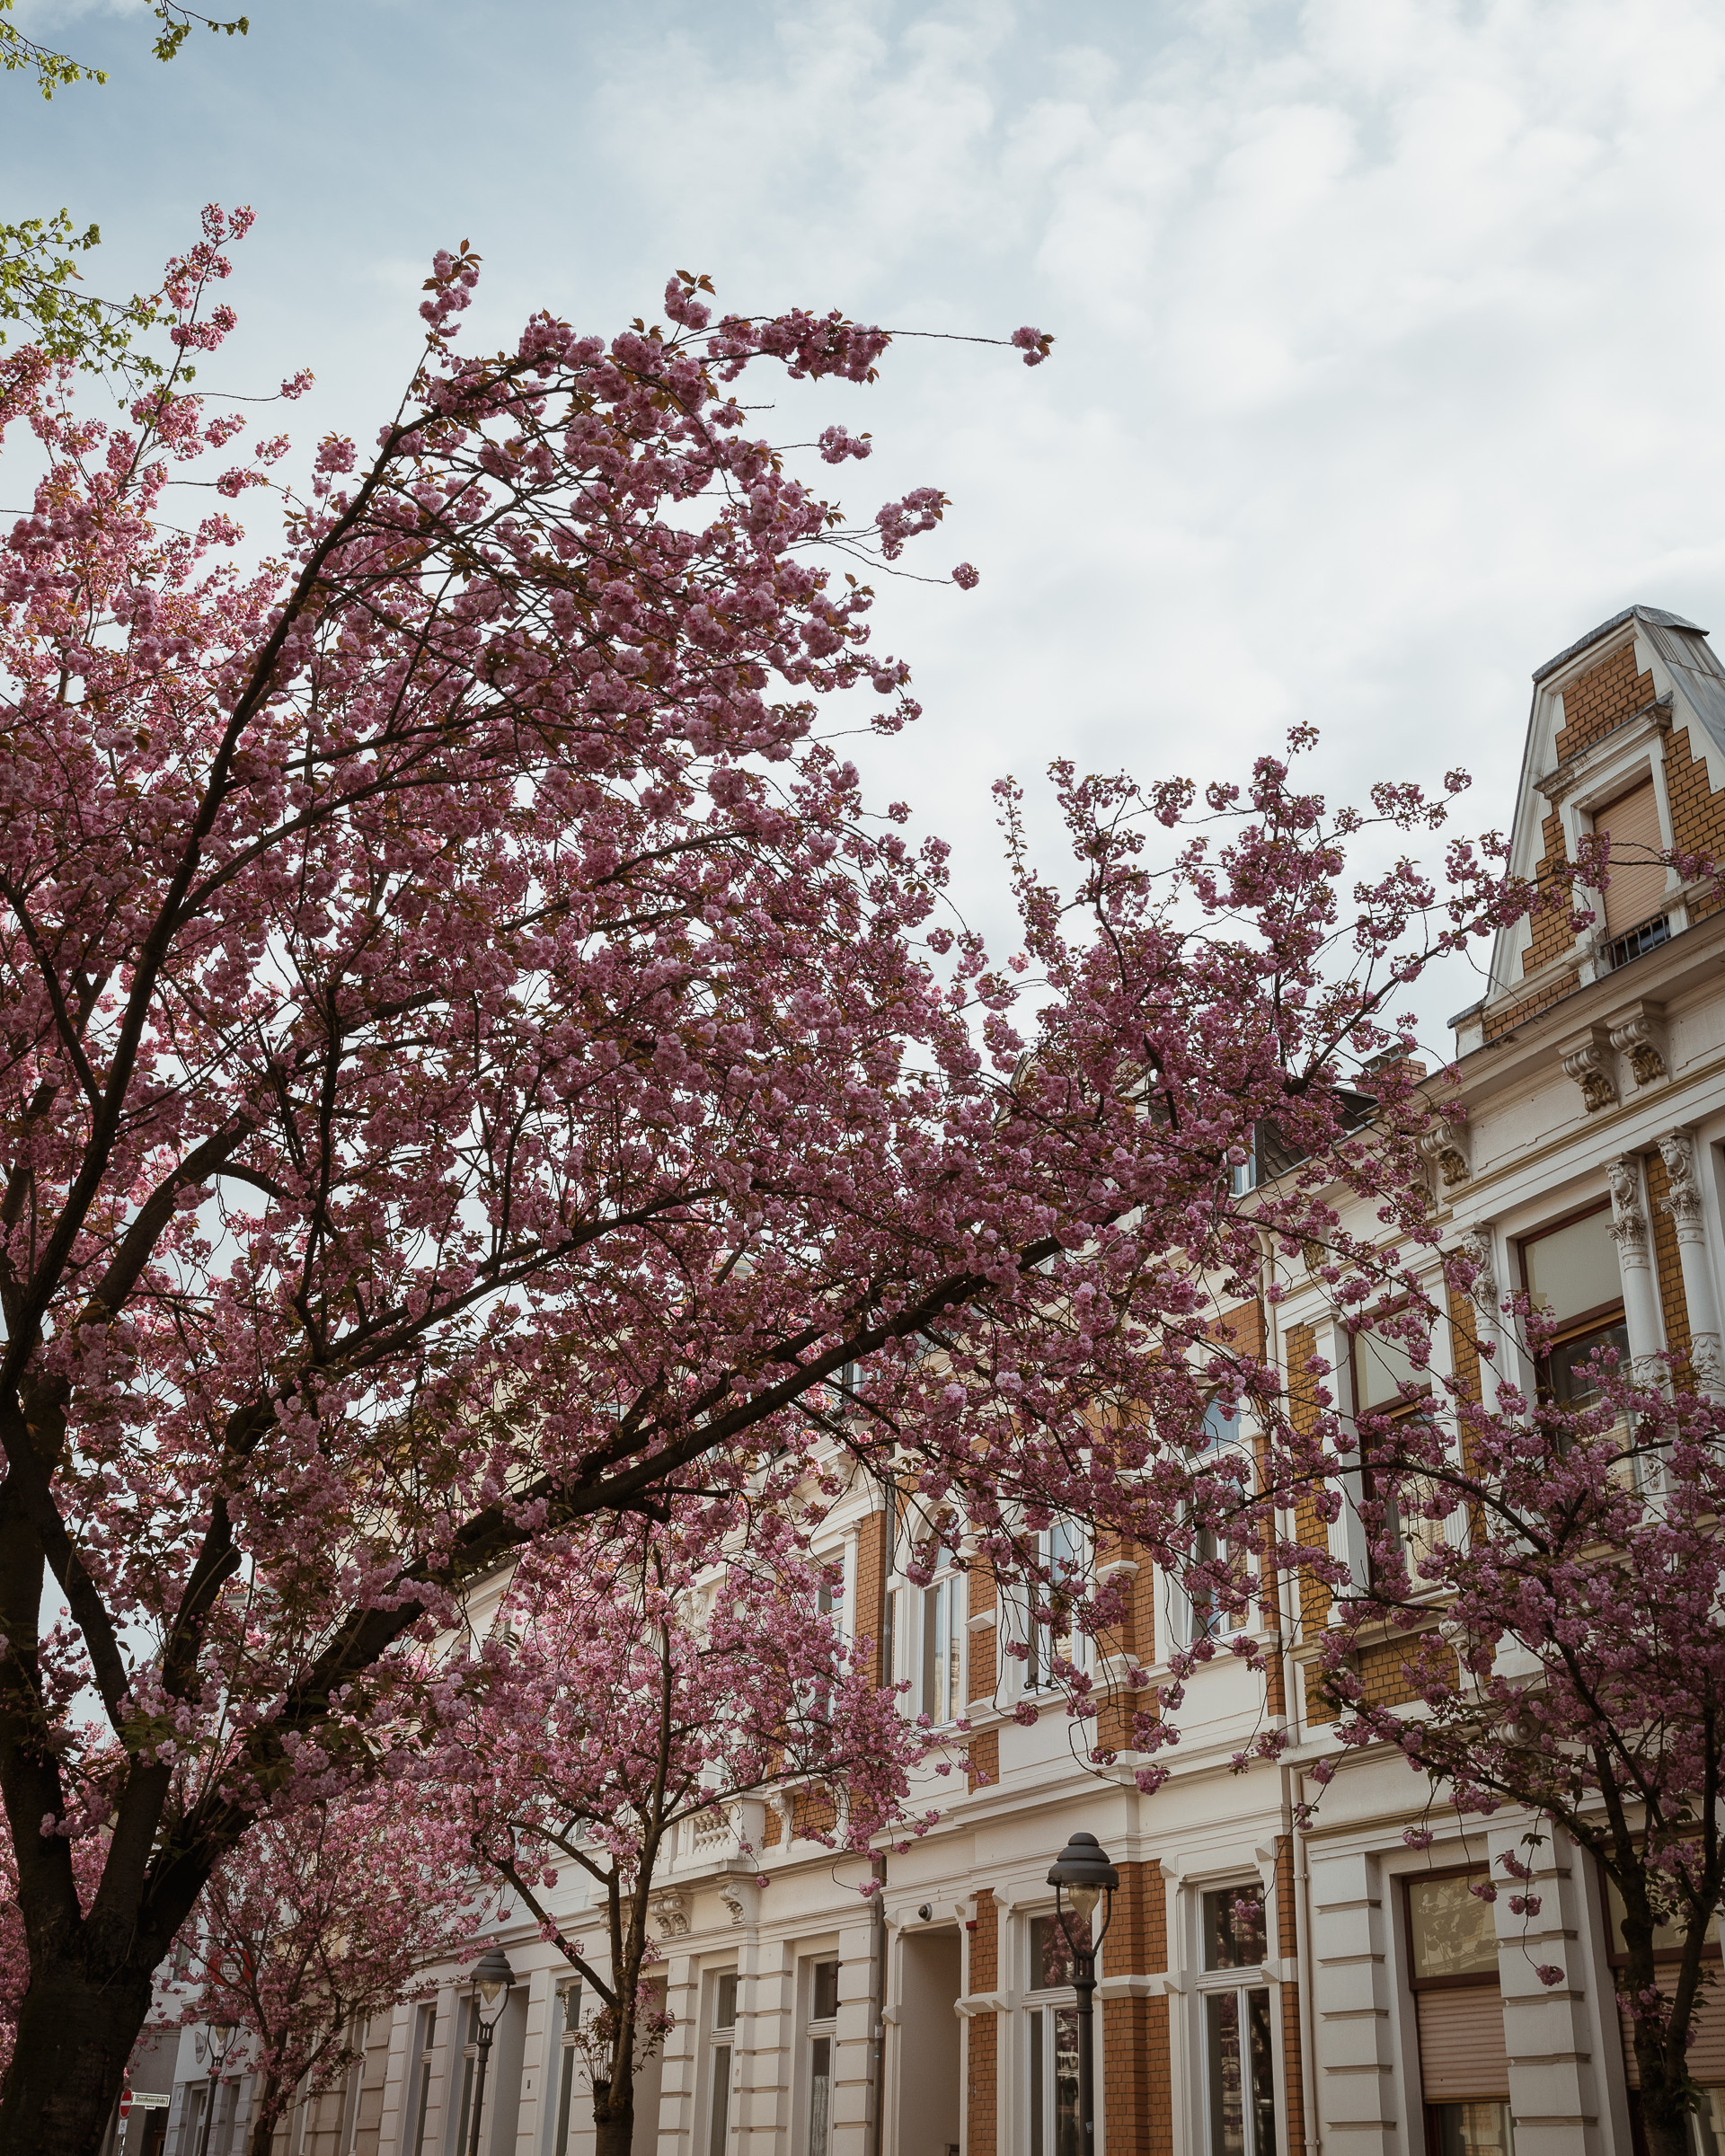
[1552,640,1657,762]
[1286,1323,1330,1643]
[967,1891,998,2156]
[1274,1838,1306,2156]
[855,1506,888,1691]
[1101,1861,1171,2156]
[968,1559,997,1710]
[1520,808,1578,978]
[1353,1631,1458,1709]
[1646,1148,1694,1381]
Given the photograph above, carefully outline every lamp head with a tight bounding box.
[470,1945,516,2028]
[1047,1832,1119,1937]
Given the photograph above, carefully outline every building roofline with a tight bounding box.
[1532,604,1705,685]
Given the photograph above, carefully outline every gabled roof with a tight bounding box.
[1532,604,1705,684]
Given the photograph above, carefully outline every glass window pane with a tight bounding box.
[923,1586,938,1719]
[1030,2011,1044,2156]
[1246,1987,1278,2156]
[455,2051,475,2156]
[708,2045,731,2156]
[1052,2007,1081,2156]
[809,2034,832,2156]
[1203,1887,1269,1971]
[556,2046,578,2156]
[1206,1992,1246,2156]
[1030,1914,1077,1991]
[1524,1210,1621,1325]
[1408,1876,1498,1980]
[1548,1320,1629,1409]
[1606,1875,1721,1955]
[1202,1400,1239,1450]
[562,1984,583,2037]
[715,1973,738,2030]
[1355,1327,1425,1410]
[812,1960,840,2023]
[1697,2086,1725,2156]
[1429,2099,1515,2155]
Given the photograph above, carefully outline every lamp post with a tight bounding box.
[1047,1832,1119,2156]
[465,1945,517,2156]
[193,2020,235,2156]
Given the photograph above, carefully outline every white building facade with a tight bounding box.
[137,601,1725,2156]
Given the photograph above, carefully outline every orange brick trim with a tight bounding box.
[1482,968,1579,1043]
[1287,1323,1330,1643]
[1646,1148,1694,1383]
[967,1891,999,2156]
[1354,1631,1458,1708]
[1553,641,1657,762]
[966,1726,999,1796]
[1521,809,1578,977]
[1102,1862,1172,2156]
[855,1506,888,1691]
[1275,1837,1306,2156]
[968,1560,997,1710]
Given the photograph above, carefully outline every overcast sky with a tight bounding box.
[7,0,1725,1047]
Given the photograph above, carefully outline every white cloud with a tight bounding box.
[6,0,1725,1043]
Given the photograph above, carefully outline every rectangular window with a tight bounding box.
[1027,1522,1086,1690]
[1519,1203,1629,1415]
[1593,778,1668,939]
[403,2001,436,2156]
[707,1971,739,2156]
[1406,1871,1510,2149]
[920,1577,961,1724]
[553,1984,582,2156]
[1026,2007,1081,2156]
[1350,1312,1450,1590]
[1029,1913,1079,1992]
[1199,1886,1276,2156]
[807,1957,839,2156]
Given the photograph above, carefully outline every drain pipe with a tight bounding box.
[870,1850,888,2156]
[1288,1763,1319,2156]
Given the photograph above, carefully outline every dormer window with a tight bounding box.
[1590,778,1669,964]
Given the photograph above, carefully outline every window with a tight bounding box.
[707,1971,738,2156]
[920,1573,963,1725]
[1189,1402,1252,1643]
[1406,1870,1509,2155]
[402,2001,436,2156]
[1604,1870,1725,2150]
[1026,1915,1081,2156]
[453,2000,481,2156]
[806,1958,839,2156]
[1518,1203,1628,1415]
[1026,1522,1087,1692]
[551,1983,582,2156]
[1351,1314,1449,1590]
[1197,1886,1276,2156]
[1591,779,1668,944]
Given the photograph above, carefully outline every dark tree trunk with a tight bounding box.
[246,2073,287,2156]
[1639,2055,1697,2156]
[0,1957,154,2156]
[594,2078,634,2156]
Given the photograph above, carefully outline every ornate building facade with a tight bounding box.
[137,601,1725,2156]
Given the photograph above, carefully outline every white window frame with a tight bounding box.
[544,1979,582,2156]
[1022,1521,1090,1695]
[1022,1908,1085,2156]
[802,1954,841,2156]
[703,1967,739,2156]
[1190,1881,1278,2156]
[916,1568,965,1726]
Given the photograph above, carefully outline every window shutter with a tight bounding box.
[1620,1984,1725,2085]
[1593,781,1667,936]
[1417,1987,1510,2099]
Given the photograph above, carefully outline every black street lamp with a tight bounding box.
[465,1946,517,2156]
[193,2020,235,2156]
[1047,1832,1119,2156]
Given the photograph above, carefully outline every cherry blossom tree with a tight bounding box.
[175,1789,486,2156]
[426,1501,942,2156]
[1246,1254,1725,2156]
[0,195,1519,2154]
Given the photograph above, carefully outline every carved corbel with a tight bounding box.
[652,1890,691,1939]
[1559,1024,1617,1113]
[1418,1123,1470,1188]
[1607,1001,1668,1087]
[1455,1226,1499,1320]
[1606,1156,1650,1262]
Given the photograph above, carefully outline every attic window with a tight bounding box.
[1592,781,1667,939]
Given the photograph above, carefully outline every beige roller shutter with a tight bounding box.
[1620,1985,1725,2085]
[1593,781,1668,937]
[1418,1986,1511,2099]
